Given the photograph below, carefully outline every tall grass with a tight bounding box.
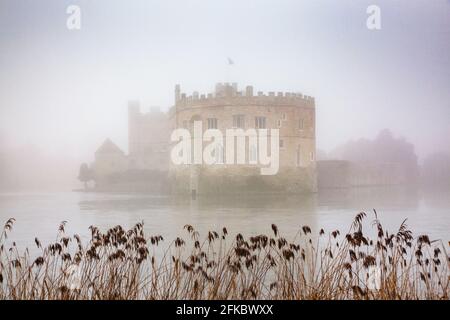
[0,211,448,300]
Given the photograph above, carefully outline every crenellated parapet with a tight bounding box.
[174,83,315,109]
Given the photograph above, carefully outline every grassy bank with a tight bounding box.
[0,211,448,300]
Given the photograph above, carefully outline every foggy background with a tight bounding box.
[0,0,449,190]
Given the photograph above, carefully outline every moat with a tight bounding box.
[0,185,448,250]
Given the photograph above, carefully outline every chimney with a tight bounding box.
[245,86,253,97]
[174,84,181,104]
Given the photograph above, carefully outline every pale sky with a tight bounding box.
[1,0,449,163]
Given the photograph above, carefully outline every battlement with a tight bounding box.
[174,83,315,109]
[128,101,165,117]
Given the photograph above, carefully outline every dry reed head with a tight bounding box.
[0,212,448,300]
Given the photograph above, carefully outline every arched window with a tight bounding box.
[207,118,218,129]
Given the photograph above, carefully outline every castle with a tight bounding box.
[92,83,317,194]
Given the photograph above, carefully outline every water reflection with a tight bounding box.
[77,193,320,245]
[0,186,448,253]
[318,185,420,210]
[421,187,450,209]
[78,193,318,212]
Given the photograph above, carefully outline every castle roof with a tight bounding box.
[95,139,124,155]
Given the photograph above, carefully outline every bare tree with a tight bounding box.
[78,163,93,190]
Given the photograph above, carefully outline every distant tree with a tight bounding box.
[78,163,93,190]
[330,129,419,183]
[421,152,450,186]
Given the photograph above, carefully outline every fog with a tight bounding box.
[1,0,449,190]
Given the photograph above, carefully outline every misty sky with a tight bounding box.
[0,0,449,164]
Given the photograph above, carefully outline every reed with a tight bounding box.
[0,211,448,300]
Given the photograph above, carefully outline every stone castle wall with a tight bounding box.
[169,83,317,195]
[94,82,317,195]
[128,102,170,171]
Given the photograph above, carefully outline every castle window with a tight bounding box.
[277,119,282,128]
[282,113,287,121]
[255,116,266,129]
[280,139,284,148]
[299,118,304,130]
[207,118,218,129]
[296,146,301,167]
[310,151,315,162]
[233,115,245,129]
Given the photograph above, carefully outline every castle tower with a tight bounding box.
[168,83,317,195]
[175,84,181,104]
[127,100,170,171]
[128,100,140,157]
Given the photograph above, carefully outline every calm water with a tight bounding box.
[0,186,449,250]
